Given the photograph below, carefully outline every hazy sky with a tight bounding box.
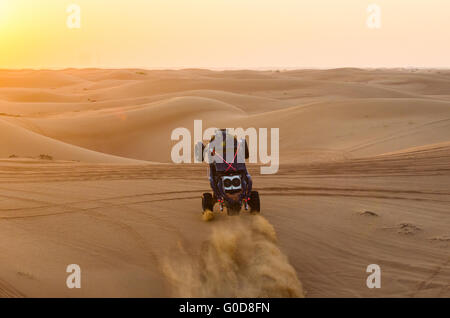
[0,0,449,69]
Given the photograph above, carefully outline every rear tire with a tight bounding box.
[249,191,260,213]
[202,193,214,212]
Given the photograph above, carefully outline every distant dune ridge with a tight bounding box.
[0,69,449,298]
[1,68,450,163]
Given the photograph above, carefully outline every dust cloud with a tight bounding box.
[163,215,304,297]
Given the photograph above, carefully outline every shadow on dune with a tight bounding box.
[162,215,304,297]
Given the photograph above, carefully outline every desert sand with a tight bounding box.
[0,68,449,297]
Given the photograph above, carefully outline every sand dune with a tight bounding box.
[16,97,449,163]
[0,68,448,297]
[2,68,449,163]
[18,96,245,162]
[0,70,84,88]
[0,118,144,164]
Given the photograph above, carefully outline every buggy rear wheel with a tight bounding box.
[202,193,214,212]
[249,191,260,213]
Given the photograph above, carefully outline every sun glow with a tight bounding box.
[0,1,7,20]
[0,0,450,69]
[0,0,14,29]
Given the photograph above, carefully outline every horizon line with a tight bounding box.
[1,66,450,72]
